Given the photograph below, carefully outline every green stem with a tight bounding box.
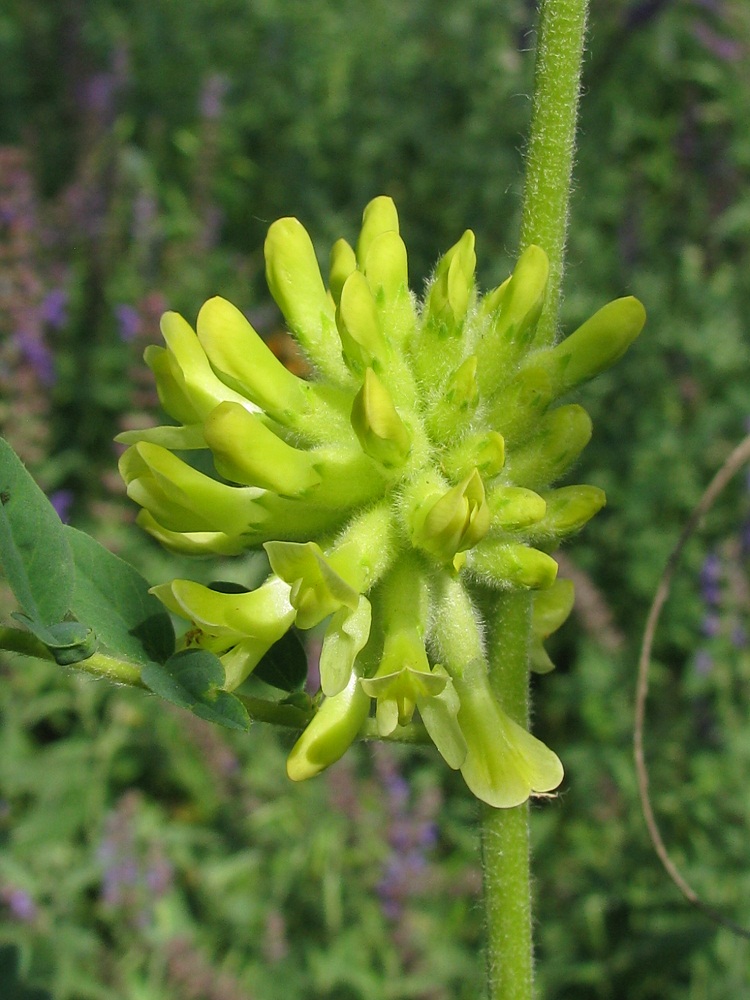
[482,593,533,1000]
[0,626,430,743]
[520,0,589,349]
[481,2,589,997]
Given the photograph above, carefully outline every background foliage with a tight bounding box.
[0,0,749,996]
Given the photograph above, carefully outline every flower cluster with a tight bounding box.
[119,197,644,807]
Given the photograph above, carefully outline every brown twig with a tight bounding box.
[634,433,750,939]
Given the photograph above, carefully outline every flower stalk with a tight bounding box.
[482,1,591,998]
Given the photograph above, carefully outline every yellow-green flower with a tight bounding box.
[119,196,645,807]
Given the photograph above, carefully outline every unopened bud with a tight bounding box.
[476,244,549,393]
[351,368,411,469]
[204,401,321,496]
[467,539,558,590]
[502,404,593,490]
[265,217,346,382]
[336,270,389,373]
[411,469,490,564]
[196,296,309,419]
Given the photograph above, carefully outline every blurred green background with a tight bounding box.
[1,0,749,996]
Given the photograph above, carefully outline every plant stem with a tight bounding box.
[0,626,431,743]
[520,0,589,349]
[482,593,534,999]
[482,2,589,997]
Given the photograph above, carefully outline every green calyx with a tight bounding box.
[122,196,645,808]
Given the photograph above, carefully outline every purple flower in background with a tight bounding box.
[14,329,55,386]
[699,551,722,607]
[691,21,744,62]
[1,886,37,923]
[97,792,173,929]
[701,611,721,639]
[731,624,747,649]
[40,288,68,330]
[372,747,439,923]
[114,303,142,342]
[83,72,117,116]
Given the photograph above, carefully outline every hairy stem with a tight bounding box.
[482,593,534,999]
[0,626,431,743]
[520,0,589,349]
[482,1,589,997]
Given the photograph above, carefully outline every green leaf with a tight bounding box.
[65,526,175,667]
[252,627,308,691]
[11,613,97,666]
[0,437,75,625]
[141,649,251,730]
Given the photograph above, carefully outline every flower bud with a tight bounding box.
[196,296,310,421]
[144,345,201,426]
[486,486,547,530]
[265,217,347,383]
[119,442,267,536]
[442,431,505,481]
[350,368,412,469]
[426,355,479,441]
[204,401,321,496]
[287,671,371,781]
[467,539,558,590]
[329,238,358,306]
[414,231,476,384]
[410,469,490,565]
[502,404,593,490]
[356,195,400,266]
[521,296,646,400]
[336,269,389,373]
[476,244,549,393]
[478,275,510,317]
[361,229,409,305]
[361,229,415,349]
[425,229,476,328]
[159,311,260,420]
[529,485,607,542]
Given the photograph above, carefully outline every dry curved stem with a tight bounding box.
[635,433,750,939]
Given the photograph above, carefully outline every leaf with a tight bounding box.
[11,613,97,666]
[0,437,75,625]
[65,526,175,667]
[252,627,308,691]
[141,649,251,730]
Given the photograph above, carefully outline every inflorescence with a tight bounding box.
[118,197,644,807]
